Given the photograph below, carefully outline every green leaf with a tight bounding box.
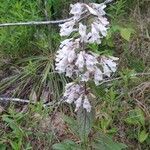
[138,130,149,143]
[125,108,145,126]
[0,144,7,150]
[10,141,21,150]
[92,133,127,150]
[63,115,79,137]
[52,140,80,150]
[120,28,133,41]
[77,109,94,142]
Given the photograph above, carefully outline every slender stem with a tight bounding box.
[0,97,63,107]
[0,18,73,27]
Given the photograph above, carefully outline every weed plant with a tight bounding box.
[0,0,150,149]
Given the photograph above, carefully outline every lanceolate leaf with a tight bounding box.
[77,109,94,142]
[92,133,127,150]
[52,140,81,150]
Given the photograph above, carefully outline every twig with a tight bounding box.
[104,0,114,4]
[0,97,32,103]
[99,72,150,85]
[0,97,62,107]
[0,18,72,27]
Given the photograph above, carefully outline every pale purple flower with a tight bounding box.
[75,51,85,70]
[98,16,109,26]
[83,95,91,112]
[81,71,90,82]
[87,24,101,44]
[68,50,76,63]
[74,94,83,111]
[70,3,84,20]
[90,3,106,16]
[63,82,92,112]
[59,20,76,36]
[55,39,80,75]
[66,91,76,104]
[55,1,119,113]
[79,23,87,42]
[66,64,74,77]
[94,67,103,85]
[60,38,73,48]
[101,56,119,77]
[93,20,108,37]
[85,53,98,71]
[85,3,106,17]
[55,57,68,73]
[85,4,98,16]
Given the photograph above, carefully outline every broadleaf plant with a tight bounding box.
[55,2,119,112]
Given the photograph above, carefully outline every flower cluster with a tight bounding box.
[63,82,91,112]
[55,2,119,112]
[59,2,109,44]
[55,41,118,85]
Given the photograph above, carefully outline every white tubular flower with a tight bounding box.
[64,82,79,103]
[66,64,74,77]
[55,57,68,73]
[70,3,84,20]
[63,82,83,104]
[98,16,109,26]
[68,50,76,63]
[101,56,119,77]
[85,53,98,72]
[85,3,106,17]
[74,94,83,112]
[90,3,106,16]
[55,39,79,75]
[63,82,92,112]
[94,67,103,85]
[85,4,98,16]
[103,64,112,77]
[84,3,109,41]
[59,38,73,48]
[66,91,76,104]
[87,24,101,44]
[75,51,85,70]
[59,20,76,36]
[65,82,74,90]
[83,95,91,112]
[81,71,90,82]
[93,20,108,37]
[79,23,87,42]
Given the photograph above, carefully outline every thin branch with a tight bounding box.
[0,18,72,27]
[104,0,114,4]
[99,72,150,85]
[0,97,34,104]
[0,97,61,107]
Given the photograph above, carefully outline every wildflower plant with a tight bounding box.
[55,1,119,112]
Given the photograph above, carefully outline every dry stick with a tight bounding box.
[0,18,73,27]
[0,97,58,107]
[0,72,149,105]
[0,97,31,103]
[0,0,114,28]
[98,72,150,86]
